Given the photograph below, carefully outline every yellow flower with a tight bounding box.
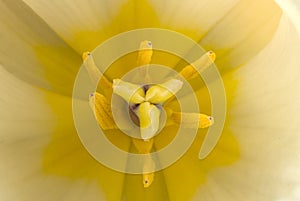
[1,0,300,201]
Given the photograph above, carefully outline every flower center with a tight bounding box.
[112,77,183,140]
[82,40,216,188]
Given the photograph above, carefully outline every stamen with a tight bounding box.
[136,102,161,140]
[142,154,155,188]
[143,172,154,188]
[89,92,117,130]
[82,51,112,90]
[168,109,214,128]
[179,51,216,80]
[145,79,183,104]
[136,40,153,82]
[112,79,145,104]
[137,40,153,66]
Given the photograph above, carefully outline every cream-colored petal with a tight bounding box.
[192,14,300,201]
[0,66,127,201]
[145,79,183,104]
[149,0,282,72]
[200,0,282,71]
[0,1,81,96]
[22,0,126,53]
[148,0,239,40]
[0,65,55,143]
[0,66,84,200]
[276,0,300,35]
[23,0,160,54]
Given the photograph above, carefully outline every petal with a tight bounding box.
[148,0,239,40]
[154,125,239,201]
[0,1,81,96]
[23,0,161,53]
[149,0,281,73]
[44,95,131,201]
[276,0,300,35]
[200,0,282,71]
[199,14,300,200]
[0,65,129,200]
[200,0,281,69]
[0,66,81,200]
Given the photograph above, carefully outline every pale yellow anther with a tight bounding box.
[89,92,117,130]
[145,79,183,104]
[179,51,216,80]
[168,110,214,129]
[136,102,161,140]
[112,79,145,104]
[82,51,112,90]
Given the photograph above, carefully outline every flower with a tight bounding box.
[1,0,300,201]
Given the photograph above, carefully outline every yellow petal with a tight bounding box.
[136,102,160,140]
[145,79,183,104]
[112,79,145,104]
